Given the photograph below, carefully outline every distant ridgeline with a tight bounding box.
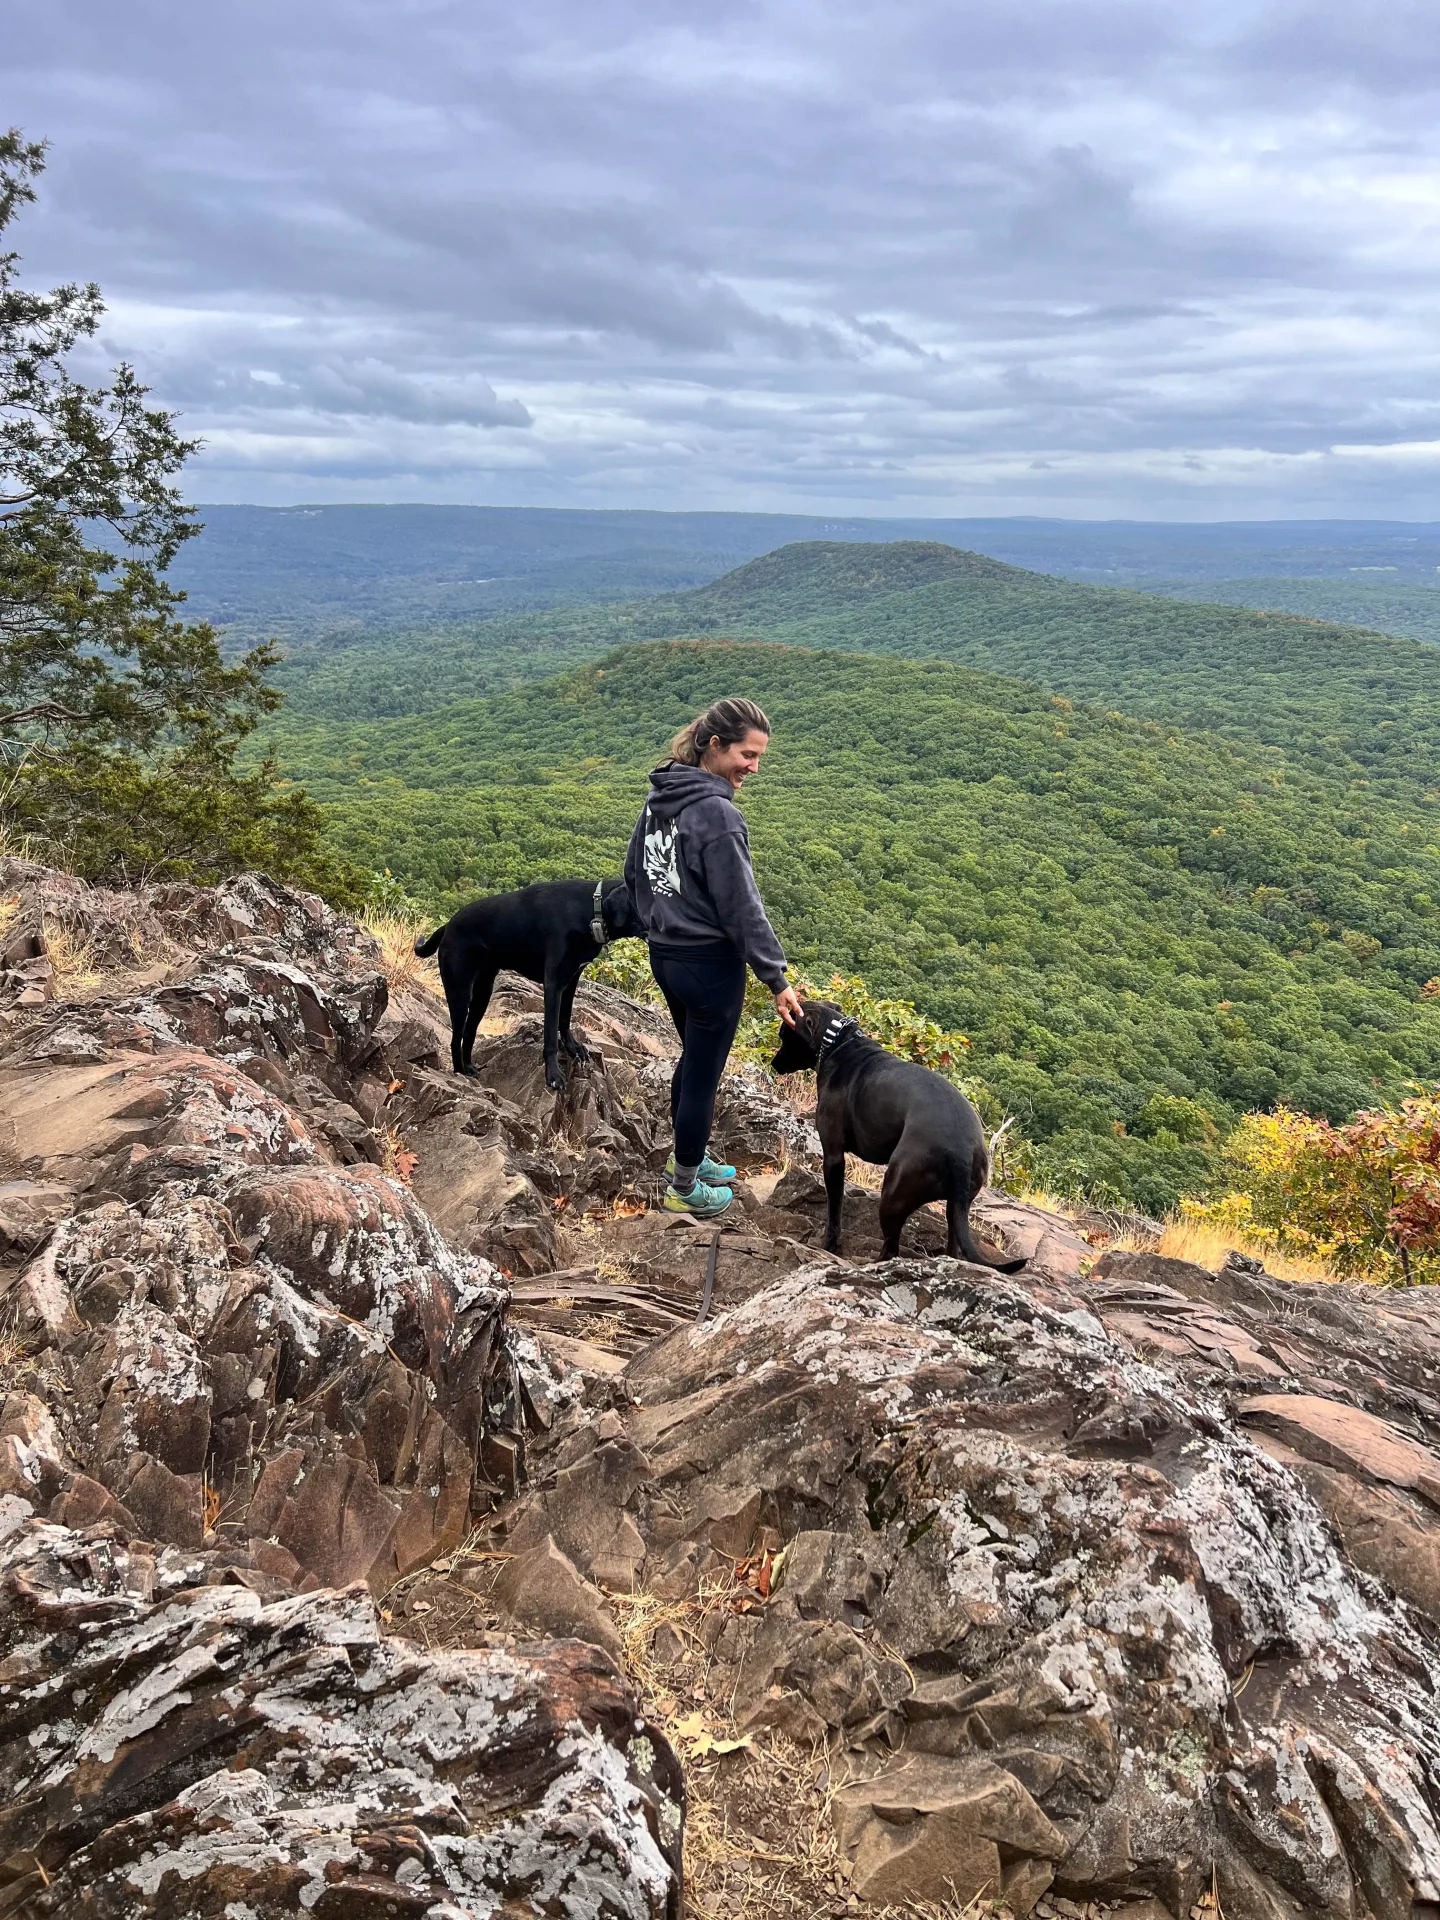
[261,544,1440,1214]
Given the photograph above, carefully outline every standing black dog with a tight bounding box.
[773,998,1026,1270]
[414,879,643,1089]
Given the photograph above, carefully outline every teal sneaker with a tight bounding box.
[666,1151,737,1185]
[661,1178,734,1220]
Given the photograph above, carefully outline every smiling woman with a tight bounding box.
[625,694,802,1216]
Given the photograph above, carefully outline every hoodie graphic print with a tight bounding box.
[624,763,788,991]
[643,816,682,898]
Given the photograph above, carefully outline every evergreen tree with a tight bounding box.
[0,129,359,898]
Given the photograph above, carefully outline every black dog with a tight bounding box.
[773,998,1026,1270]
[414,879,643,1089]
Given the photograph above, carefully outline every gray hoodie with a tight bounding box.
[624,763,789,991]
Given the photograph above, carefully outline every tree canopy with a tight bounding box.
[270,636,1440,1213]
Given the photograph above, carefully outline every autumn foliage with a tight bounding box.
[1188,1088,1440,1285]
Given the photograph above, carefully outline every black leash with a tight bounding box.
[696,1226,721,1323]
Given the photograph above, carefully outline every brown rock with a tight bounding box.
[1110,1901,1177,1920]
[15,858,1440,1917]
[0,1392,68,1502]
[274,1453,403,1589]
[1251,1437,1440,1622]
[832,1754,1064,1907]
[1239,1392,1440,1505]
[737,1612,909,1733]
[618,1258,1440,1917]
[491,1532,624,1659]
[0,1181,74,1259]
[508,1436,652,1589]
[121,1459,204,1547]
[972,1190,1094,1282]
[47,1472,136,1531]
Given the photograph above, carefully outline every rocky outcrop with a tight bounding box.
[499,1256,1440,1919]
[8,858,1440,1920]
[0,864,683,1916]
[0,874,526,1593]
[0,1499,681,1917]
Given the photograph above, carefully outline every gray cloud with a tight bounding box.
[10,0,1440,513]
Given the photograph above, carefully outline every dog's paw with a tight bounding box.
[454,1064,480,1078]
[545,1068,568,1092]
[561,1037,591,1063]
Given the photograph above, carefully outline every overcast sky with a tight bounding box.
[9,0,1440,517]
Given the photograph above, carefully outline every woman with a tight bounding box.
[625,696,803,1219]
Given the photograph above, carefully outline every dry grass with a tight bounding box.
[1015,1186,1354,1286]
[41,918,102,991]
[0,1309,24,1371]
[572,1313,626,1349]
[0,826,37,865]
[1015,1186,1093,1222]
[610,1577,845,1919]
[361,910,443,997]
[845,1153,886,1193]
[378,1546,1010,1919]
[774,1072,818,1118]
[376,1122,418,1185]
[1147,1214,1349,1286]
[360,910,520,1036]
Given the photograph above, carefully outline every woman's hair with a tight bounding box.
[669,696,771,766]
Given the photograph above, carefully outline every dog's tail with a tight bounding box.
[950,1199,1027,1275]
[413,925,446,958]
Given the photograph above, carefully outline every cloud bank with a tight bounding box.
[10,0,1440,515]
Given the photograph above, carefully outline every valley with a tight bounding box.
[262,583,1440,1212]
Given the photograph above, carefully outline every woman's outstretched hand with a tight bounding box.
[774,985,804,1027]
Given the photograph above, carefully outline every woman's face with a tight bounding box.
[702,727,770,790]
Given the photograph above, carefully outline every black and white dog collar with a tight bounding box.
[818,1013,860,1058]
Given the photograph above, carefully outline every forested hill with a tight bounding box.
[661,539,1026,621]
[272,539,1440,796]
[281,638,1440,1214]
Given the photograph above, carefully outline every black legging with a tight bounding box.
[650,942,747,1170]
